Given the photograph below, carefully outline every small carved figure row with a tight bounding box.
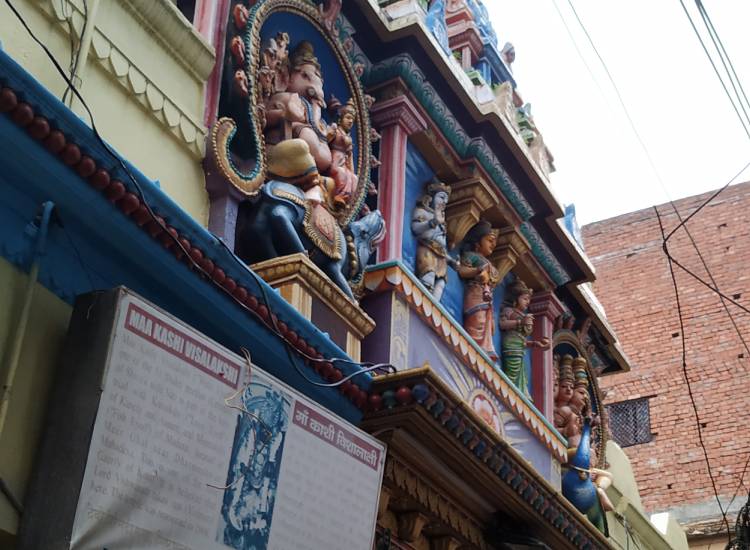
[410,180,548,395]
[553,354,614,533]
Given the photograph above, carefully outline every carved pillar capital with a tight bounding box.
[370,95,428,136]
[529,290,565,321]
[489,226,529,282]
[444,177,496,248]
[397,511,431,543]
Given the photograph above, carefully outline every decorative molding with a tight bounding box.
[365,54,534,220]
[119,0,216,81]
[250,253,376,338]
[520,222,570,287]
[444,177,495,248]
[364,262,567,460]
[89,28,207,158]
[35,0,208,158]
[396,511,431,542]
[365,367,612,550]
[384,455,486,547]
[489,226,529,282]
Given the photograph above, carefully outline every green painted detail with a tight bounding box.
[519,222,570,286]
[366,54,534,220]
[465,68,484,86]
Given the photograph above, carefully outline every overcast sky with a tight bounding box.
[485,1,750,224]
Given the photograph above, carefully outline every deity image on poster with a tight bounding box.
[217,381,292,549]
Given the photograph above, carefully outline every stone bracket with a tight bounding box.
[445,177,496,248]
[489,226,530,282]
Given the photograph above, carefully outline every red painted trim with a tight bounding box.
[530,291,565,420]
[0,85,368,410]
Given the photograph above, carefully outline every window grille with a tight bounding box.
[606,398,652,447]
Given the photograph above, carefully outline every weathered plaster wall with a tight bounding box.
[0,258,72,537]
[583,181,750,533]
[0,0,214,224]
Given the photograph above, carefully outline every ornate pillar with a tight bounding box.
[195,0,232,126]
[529,291,564,420]
[371,96,427,263]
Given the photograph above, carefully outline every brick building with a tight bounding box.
[582,182,750,548]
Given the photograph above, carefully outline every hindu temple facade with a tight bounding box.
[0,0,688,548]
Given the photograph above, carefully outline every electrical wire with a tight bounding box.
[62,0,87,104]
[550,0,609,106]
[4,0,395,389]
[561,8,750,538]
[694,0,750,128]
[727,453,750,517]
[676,0,750,141]
[655,205,731,540]
[561,1,750,355]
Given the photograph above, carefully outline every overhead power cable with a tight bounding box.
[695,0,750,129]
[655,205,731,540]
[562,2,750,542]
[562,1,750,361]
[677,0,750,141]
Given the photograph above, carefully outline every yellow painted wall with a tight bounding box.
[0,258,72,538]
[0,0,215,225]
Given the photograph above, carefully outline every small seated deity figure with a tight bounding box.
[457,221,500,359]
[411,179,454,301]
[498,279,550,396]
[553,354,576,435]
[326,97,358,210]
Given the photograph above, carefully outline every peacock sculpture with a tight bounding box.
[561,418,609,536]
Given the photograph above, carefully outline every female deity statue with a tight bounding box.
[498,279,550,396]
[326,97,358,210]
[457,222,500,359]
[411,180,453,301]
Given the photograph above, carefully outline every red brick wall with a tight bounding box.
[582,182,750,523]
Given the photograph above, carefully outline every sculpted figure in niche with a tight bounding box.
[457,222,500,359]
[568,357,614,512]
[554,354,576,435]
[326,97,358,210]
[499,279,550,397]
[411,180,454,301]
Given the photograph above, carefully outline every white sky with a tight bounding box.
[485,1,750,224]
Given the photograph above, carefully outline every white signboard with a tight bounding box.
[71,292,386,549]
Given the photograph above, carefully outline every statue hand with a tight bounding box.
[536,337,550,349]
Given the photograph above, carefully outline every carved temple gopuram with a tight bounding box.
[0,1,689,549]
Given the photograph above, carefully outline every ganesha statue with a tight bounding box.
[205,1,382,300]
